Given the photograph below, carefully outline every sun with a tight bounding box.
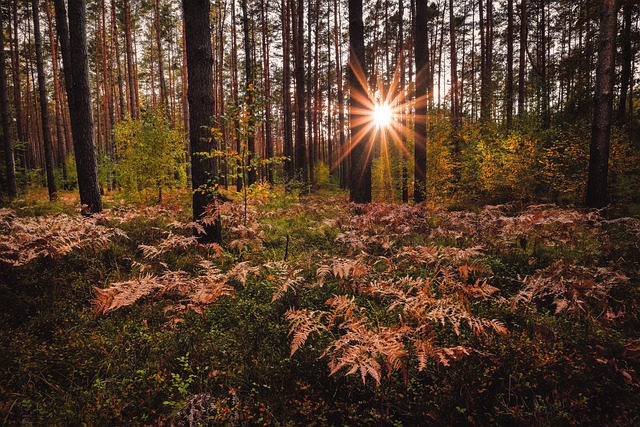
[372,103,393,128]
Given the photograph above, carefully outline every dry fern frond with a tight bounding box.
[267,262,305,302]
[0,211,127,266]
[285,308,328,357]
[513,261,629,318]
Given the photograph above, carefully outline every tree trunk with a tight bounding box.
[67,0,102,213]
[518,0,527,115]
[154,0,168,113]
[334,0,346,189]
[617,0,632,124]
[44,0,67,183]
[282,0,294,180]
[242,0,256,186]
[449,0,460,139]
[112,0,125,121]
[400,0,407,203]
[32,0,57,200]
[348,0,371,203]
[11,0,26,146]
[413,0,429,203]
[261,0,273,183]
[506,0,514,127]
[124,0,137,119]
[183,0,221,243]
[293,0,307,188]
[0,7,18,198]
[586,0,619,208]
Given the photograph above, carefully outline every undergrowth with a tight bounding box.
[1,188,638,425]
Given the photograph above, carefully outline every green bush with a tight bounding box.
[113,111,186,202]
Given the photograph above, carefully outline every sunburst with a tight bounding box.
[333,54,426,174]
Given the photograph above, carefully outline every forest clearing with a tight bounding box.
[1,0,640,425]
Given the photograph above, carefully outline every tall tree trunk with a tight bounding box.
[413,0,429,203]
[282,0,294,180]
[348,0,371,203]
[242,0,256,185]
[334,0,346,189]
[231,0,241,191]
[399,0,407,203]
[586,0,619,208]
[154,0,168,112]
[617,0,632,124]
[518,0,527,115]
[66,0,102,213]
[293,0,307,188]
[112,0,125,121]
[12,0,26,145]
[261,0,273,183]
[99,0,111,155]
[306,0,314,189]
[449,0,460,139]
[183,0,221,243]
[44,0,67,183]
[124,0,137,119]
[0,7,18,198]
[32,0,57,200]
[506,0,514,127]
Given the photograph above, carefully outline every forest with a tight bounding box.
[0,0,639,425]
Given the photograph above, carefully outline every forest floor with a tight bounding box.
[1,186,639,426]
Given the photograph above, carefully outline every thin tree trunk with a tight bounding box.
[44,0,67,183]
[242,0,256,185]
[518,0,527,115]
[617,0,632,124]
[124,0,137,118]
[112,0,125,121]
[155,0,168,112]
[282,0,294,181]
[261,0,273,183]
[32,0,57,200]
[293,0,307,188]
[506,0,514,127]
[11,0,26,145]
[334,0,346,189]
[400,0,407,203]
[0,7,18,197]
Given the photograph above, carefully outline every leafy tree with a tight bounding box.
[113,111,186,202]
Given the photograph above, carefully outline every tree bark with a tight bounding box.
[506,0,514,127]
[334,0,346,189]
[586,0,619,208]
[261,0,273,183]
[32,0,57,200]
[282,0,294,180]
[154,0,168,113]
[413,0,429,203]
[67,0,102,213]
[348,0,371,203]
[44,0,67,183]
[242,0,256,185]
[183,0,221,243]
[0,7,18,198]
[617,0,632,124]
[293,0,307,187]
[124,0,137,119]
[518,0,527,115]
